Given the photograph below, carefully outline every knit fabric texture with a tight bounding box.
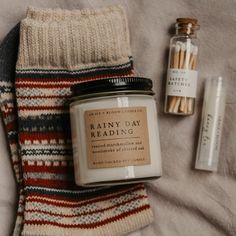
[0,6,153,235]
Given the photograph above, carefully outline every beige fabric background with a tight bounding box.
[0,0,235,235]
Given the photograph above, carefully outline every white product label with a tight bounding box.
[166,69,198,98]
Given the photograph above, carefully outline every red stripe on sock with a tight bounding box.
[16,78,82,83]
[26,184,144,203]
[25,195,148,217]
[17,95,69,99]
[18,106,68,111]
[16,71,133,83]
[25,178,75,189]
[26,186,145,208]
[1,110,15,118]
[24,204,150,229]
[6,121,16,130]
[16,83,73,88]
[23,164,73,174]
[19,132,70,143]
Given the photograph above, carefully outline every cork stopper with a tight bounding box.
[176,18,198,25]
[175,18,199,35]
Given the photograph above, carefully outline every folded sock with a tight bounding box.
[1,6,153,235]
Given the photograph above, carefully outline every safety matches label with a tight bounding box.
[166,69,198,97]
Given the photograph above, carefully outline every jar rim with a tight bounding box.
[70,77,153,97]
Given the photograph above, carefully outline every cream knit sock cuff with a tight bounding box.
[17,5,131,70]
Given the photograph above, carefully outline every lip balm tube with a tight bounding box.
[195,76,226,171]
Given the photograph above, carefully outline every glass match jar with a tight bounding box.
[69,77,162,187]
[164,18,200,115]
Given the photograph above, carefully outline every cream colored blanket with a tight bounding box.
[0,0,235,235]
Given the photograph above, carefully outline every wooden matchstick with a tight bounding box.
[170,44,176,69]
[179,42,192,113]
[173,96,181,113]
[174,43,180,68]
[179,42,186,69]
[183,42,191,69]
[187,45,198,113]
[168,44,180,112]
[169,96,177,112]
[189,45,198,70]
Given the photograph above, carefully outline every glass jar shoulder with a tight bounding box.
[70,93,155,107]
[71,93,155,107]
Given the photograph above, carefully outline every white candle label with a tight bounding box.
[84,107,150,169]
[166,69,198,98]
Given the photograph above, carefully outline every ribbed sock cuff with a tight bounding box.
[17,5,131,70]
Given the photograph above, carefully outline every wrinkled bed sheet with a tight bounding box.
[0,0,235,235]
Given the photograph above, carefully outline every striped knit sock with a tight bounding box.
[1,6,154,235]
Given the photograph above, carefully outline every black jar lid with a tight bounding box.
[71,77,153,97]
